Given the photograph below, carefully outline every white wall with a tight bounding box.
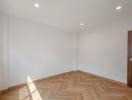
[1,13,132,90]
[78,17,132,83]
[0,13,8,90]
[72,33,78,70]
[0,13,4,90]
[6,15,74,87]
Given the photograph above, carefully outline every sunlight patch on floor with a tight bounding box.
[19,76,42,100]
[27,76,42,100]
[19,86,31,100]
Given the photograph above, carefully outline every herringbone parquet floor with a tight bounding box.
[0,71,132,100]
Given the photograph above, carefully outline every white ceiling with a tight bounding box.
[0,0,132,32]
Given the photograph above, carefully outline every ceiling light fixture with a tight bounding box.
[34,3,39,8]
[80,23,84,26]
[116,6,122,10]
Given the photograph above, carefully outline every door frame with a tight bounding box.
[127,31,132,87]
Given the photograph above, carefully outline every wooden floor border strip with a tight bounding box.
[1,70,130,94]
[1,71,75,93]
[1,70,132,100]
[78,70,127,87]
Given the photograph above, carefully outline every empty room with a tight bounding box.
[0,0,132,100]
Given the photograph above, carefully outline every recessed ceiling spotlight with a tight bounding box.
[34,3,39,8]
[116,6,122,10]
[80,23,84,26]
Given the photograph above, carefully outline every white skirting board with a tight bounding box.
[78,66,127,84]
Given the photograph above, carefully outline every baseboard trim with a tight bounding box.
[1,71,76,93]
[1,70,129,94]
[78,66,127,84]
[78,70,127,86]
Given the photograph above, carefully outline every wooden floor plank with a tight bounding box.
[0,71,132,100]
